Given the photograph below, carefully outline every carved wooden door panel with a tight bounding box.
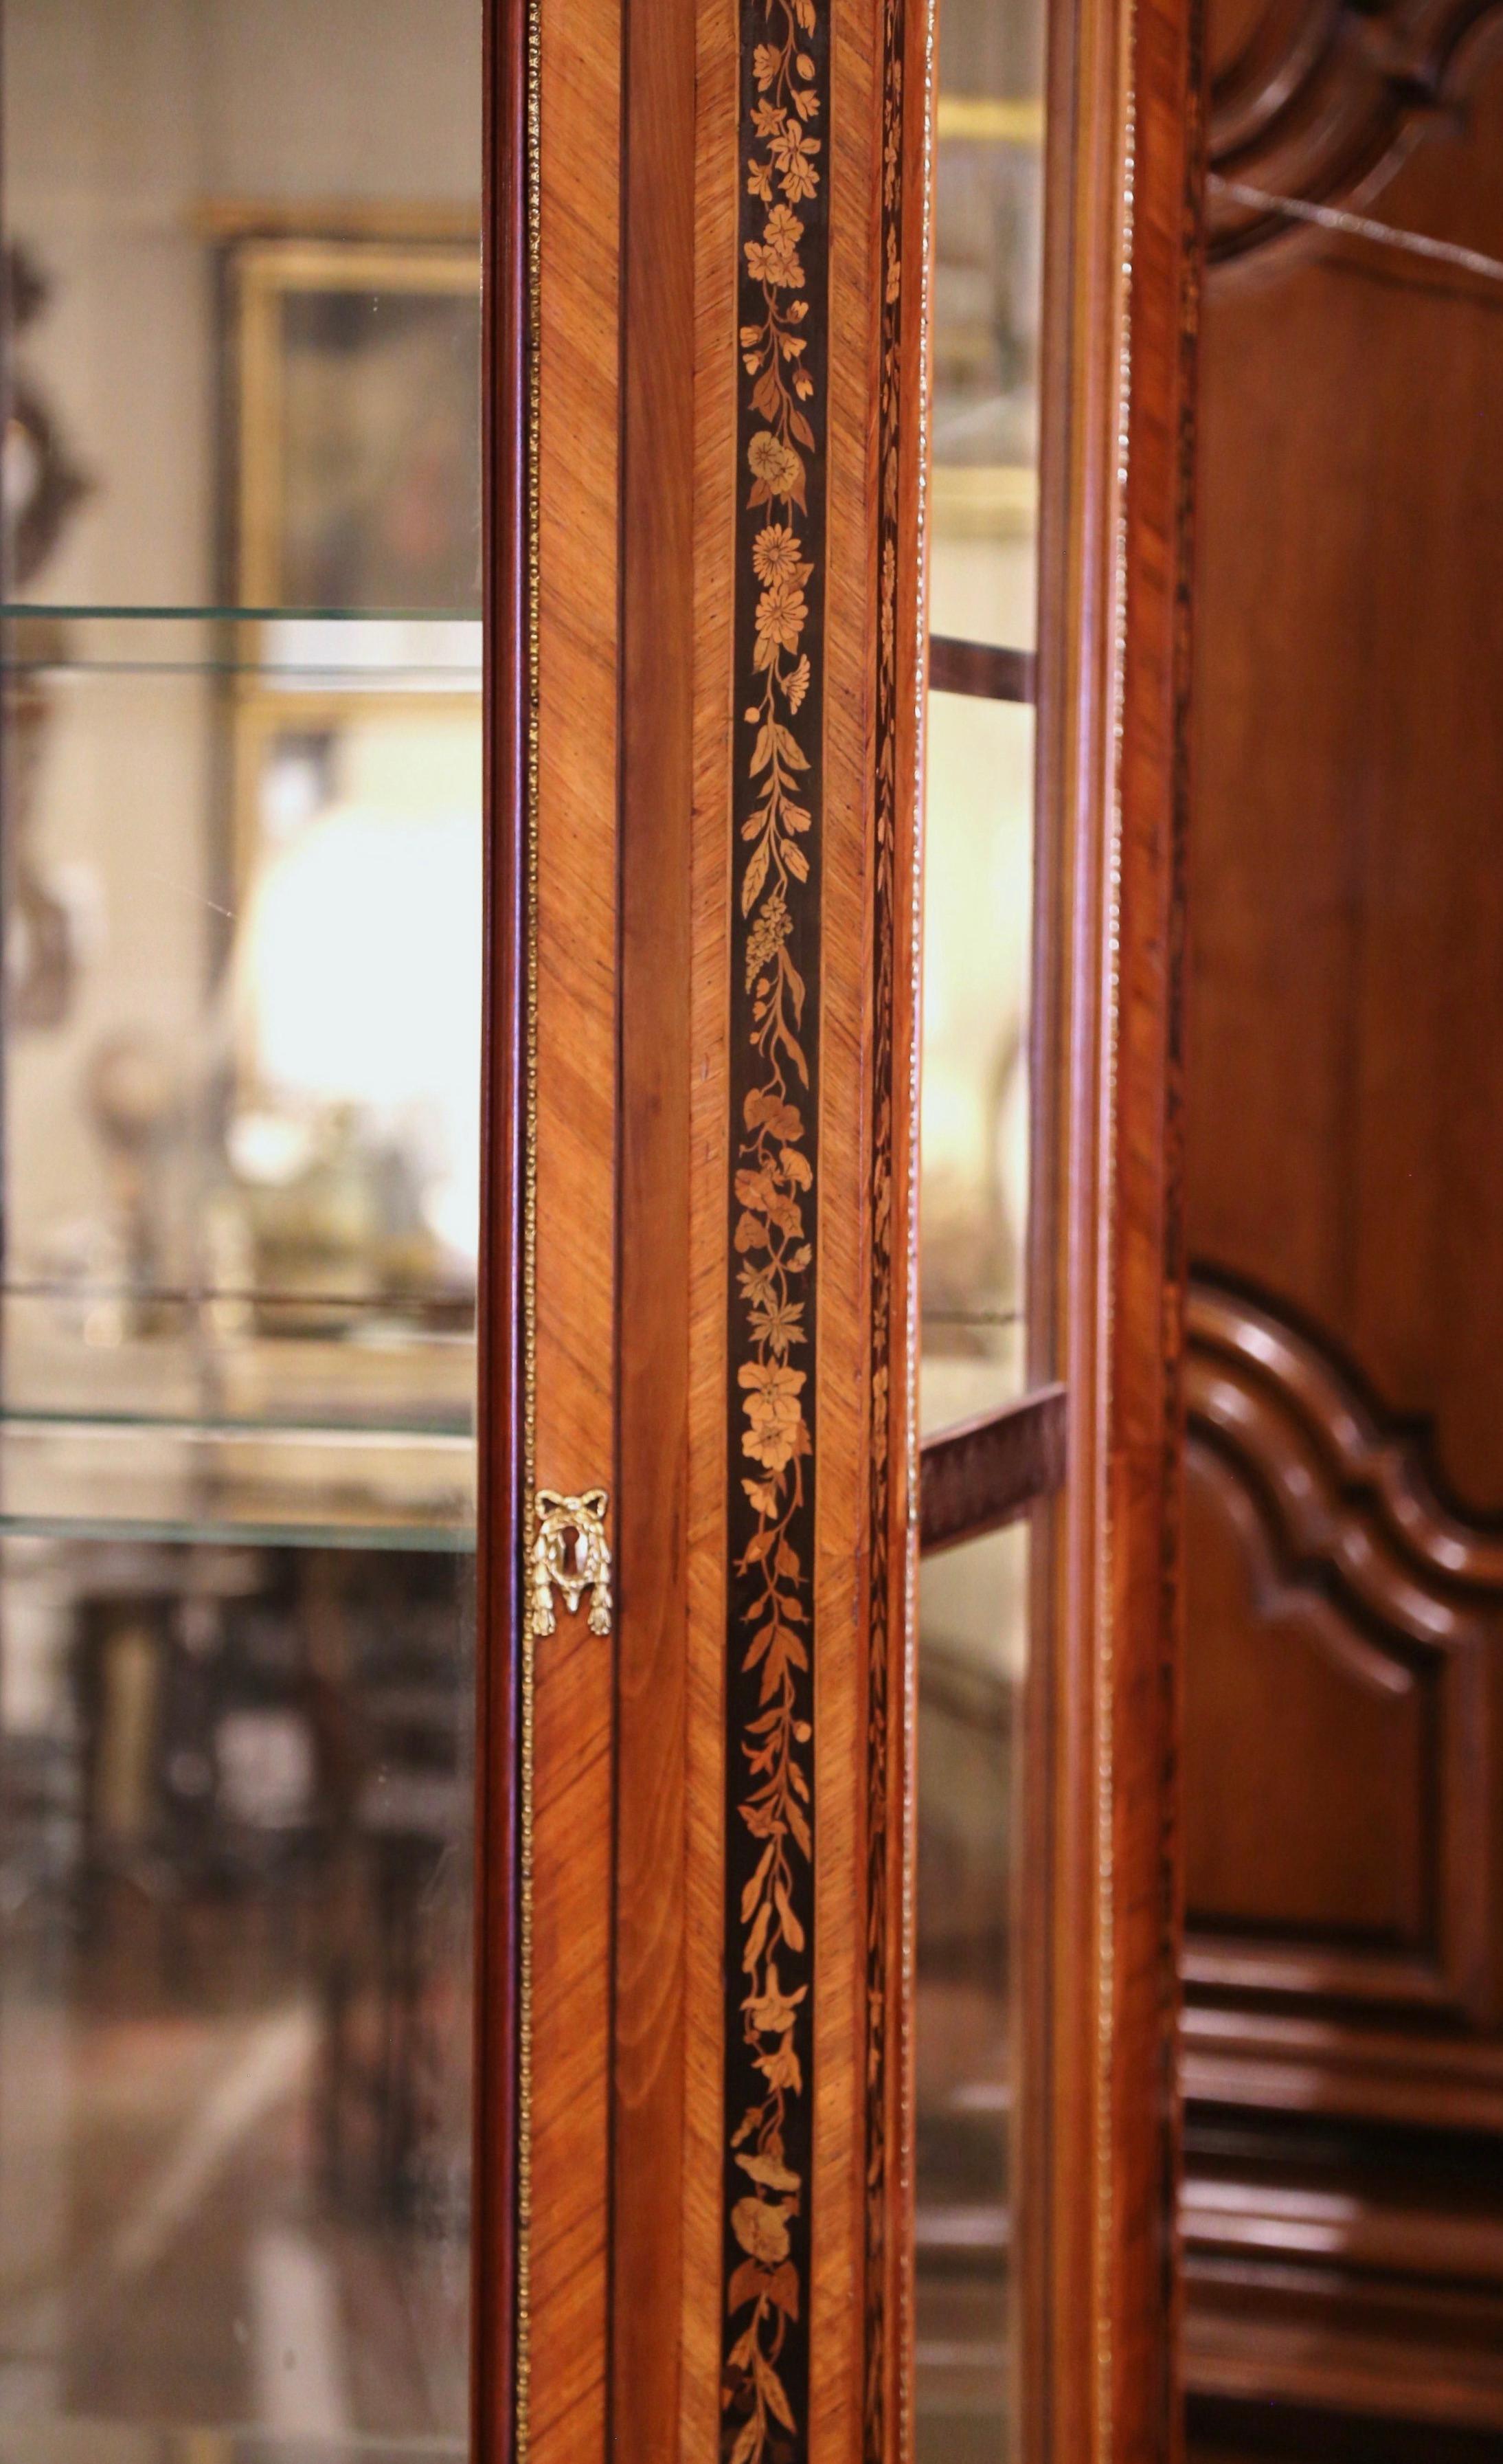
[1181,8,1503,2448]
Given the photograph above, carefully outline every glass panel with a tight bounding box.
[0,7,482,2459]
[929,0,1043,647]
[2,3,481,616]
[0,633,482,1328]
[923,0,1047,1437]
[914,1517,1030,2463]
[917,0,1045,2443]
[920,691,1034,1435]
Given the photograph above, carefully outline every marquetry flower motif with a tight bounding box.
[753,522,804,585]
[738,1358,809,1475]
[732,2196,793,2266]
[754,574,810,665]
[723,0,826,2456]
[747,429,804,503]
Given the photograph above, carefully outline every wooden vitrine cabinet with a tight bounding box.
[0,0,1200,2459]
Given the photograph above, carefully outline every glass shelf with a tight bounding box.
[0,2411,469,2464]
[0,1409,474,1550]
[0,1402,471,1437]
[1,607,481,684]
[0,1293,474,1434]
[0,1517,472,1553]
[0,603,480,622]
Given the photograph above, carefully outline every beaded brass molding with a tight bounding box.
[864,0,920,2448]
[515,0,543,2437]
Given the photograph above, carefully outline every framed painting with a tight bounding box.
[232,238,481,614]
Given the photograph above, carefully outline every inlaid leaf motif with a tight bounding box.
[721,0,827,2452]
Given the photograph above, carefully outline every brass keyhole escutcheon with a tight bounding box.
[532,1488,612,1637]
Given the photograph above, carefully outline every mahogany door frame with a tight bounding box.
[1021,0,1203,2445]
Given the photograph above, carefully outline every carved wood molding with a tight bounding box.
[1182,2000,1503,2127]
[1185,1275,1498,2028]
[1206,0,1503,263]
[1189,1279,1503,1591]
[1184,2252,1503,2428]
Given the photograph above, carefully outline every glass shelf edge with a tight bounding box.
[0,1407,473,1440]
[0,603,483,623]
[0,1514,475,1554]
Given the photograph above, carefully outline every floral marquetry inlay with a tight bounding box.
[720,0,828,2454]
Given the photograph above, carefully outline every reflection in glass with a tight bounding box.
[923,0,1046,1423]
[920,691,1034,1435]
[0,1538,473,2448]
[0,3,482,2455]
[237,243,482,616]
[914,1519,1029,2463]
[918,0,1045,2448]
[929,0,1043,648]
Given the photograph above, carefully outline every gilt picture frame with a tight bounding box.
[232,235,481,614]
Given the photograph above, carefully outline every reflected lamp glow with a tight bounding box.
[234,742,482,1277]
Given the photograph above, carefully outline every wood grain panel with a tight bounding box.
[811,0,880,2453]
[1185,2259,1503,2430]
[1181,2005,1503,2131]
[529,0,620,2446]
[1189,54,1503,1519]
[1186,1453,1428,1942]
[1183,56,1503,2443]
[611,0,696,2446]
[1204,0,1503,262]
[1023,0,1201,2439]
[872,0,930,2434]
[1181,1286,1500,2028]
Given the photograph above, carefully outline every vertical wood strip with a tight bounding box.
[611,0,697,2441]
[529,0,621,2445]
[1025,0,1199,2441]
[811,0,881,2452]
[1108,0,1199,2446]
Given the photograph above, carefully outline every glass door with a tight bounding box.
[914,0,1059,2450]
[0,7,484,2454]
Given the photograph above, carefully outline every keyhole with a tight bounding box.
[564,1524,587,1582]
